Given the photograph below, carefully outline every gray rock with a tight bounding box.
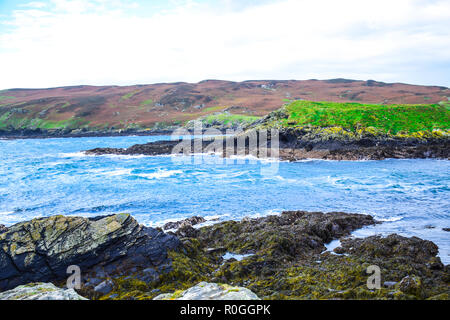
[0,283,87,300]
[163,216,206,230]
[0,213,180,291]
[0,224,7,233]
[154,282,260,300]
[94,280,114,295]
[383,281,397,287]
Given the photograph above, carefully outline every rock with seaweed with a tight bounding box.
[0,213,180,291]
[153,281,260,300]
[163,216,207,231]
[0,282,87,300]
[101,211,448,300]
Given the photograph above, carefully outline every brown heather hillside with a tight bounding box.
[0,79,448,133]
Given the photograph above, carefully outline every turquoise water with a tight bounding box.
[0,135,449,263]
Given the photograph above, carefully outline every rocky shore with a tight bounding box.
[0,128,175,140]
[84,128,450,161]
[0,211,448,300]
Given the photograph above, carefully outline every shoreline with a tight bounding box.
[0,211,448,300]
[0,129,176,140]
[84,133,450,161]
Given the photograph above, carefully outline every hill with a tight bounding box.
[251,100,450,137]
[0,79,448,136]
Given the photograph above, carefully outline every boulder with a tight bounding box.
[163,216,206,230]
[0,224,7,233]
[94,280,114,295]
[398,276,423,297]
[0,213,180,291]
[154,282,260,300]
[0,283,87,300]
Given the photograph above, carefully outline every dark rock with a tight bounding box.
[336,234,440,264]
[398,276,423,297]
[196,210,377,260]
[176,225,200,238]
[0,214,180,291]
[0,224,7,233]
[95,211,449,300]
[83,126,450,161]
[427,257,444,270]
[163,216,206,230]
[443,228,450,232]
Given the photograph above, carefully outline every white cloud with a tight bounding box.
[0,0,449,89]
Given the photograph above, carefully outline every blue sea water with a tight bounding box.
[0,135,449,263]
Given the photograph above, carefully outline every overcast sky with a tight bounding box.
[0,0,449,89]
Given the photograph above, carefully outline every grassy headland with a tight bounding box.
[253,100,450,139]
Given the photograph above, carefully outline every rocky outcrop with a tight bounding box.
[275,127,450,160]
[154,282,260,300]
[84,126,450,160]
[0,224,7,233]
[1,211,448,300]
[133,211,447,300]
[163,216,206,231]
[0,213,180,291]
[0,283,87,300]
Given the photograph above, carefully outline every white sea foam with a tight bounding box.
[59,151,89,158]
[135,169,182,179]
[222,252,254,261]
[378,216,403,222]
[102,169,133,176]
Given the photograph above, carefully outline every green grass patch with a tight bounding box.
[0,95,15,101]
[140,99,153,106]
[203,106,227,112]
[280,100,449,134]
[203,113,261,126]
[121,90,140,100]
[0,113,90,130]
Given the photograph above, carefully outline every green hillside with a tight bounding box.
[262,101,449,137]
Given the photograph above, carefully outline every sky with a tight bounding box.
[0,0,449,89]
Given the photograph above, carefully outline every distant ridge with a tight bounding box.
[0,79,448,134]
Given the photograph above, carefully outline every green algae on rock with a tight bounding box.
[153,282,260,300]
[0,283,87,300]
[0,214,179,291]
[105,211,448,300]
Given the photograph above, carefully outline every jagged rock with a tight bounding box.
[176,225,200,238]
[398,276,423,297]
[336,234,440,263]
[0,224,7,233]
[0,283,87,300]
[196,211,378,259]
[163,216,206,230]
[153,282,260,300]
[0,213,180,291]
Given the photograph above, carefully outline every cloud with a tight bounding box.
[0,0,449,89]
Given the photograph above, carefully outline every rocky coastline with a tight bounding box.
[84,128,450,161]
[0,211,448,300]
[0,128,176,140]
